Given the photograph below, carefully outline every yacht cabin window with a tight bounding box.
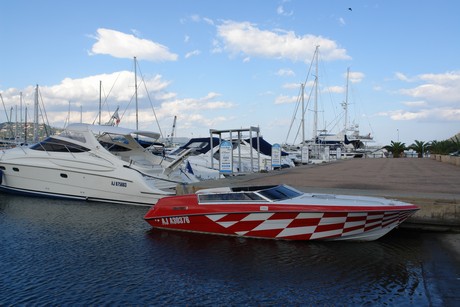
[30,138,90,152]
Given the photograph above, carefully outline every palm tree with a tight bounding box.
[384,141,406,158]
[409,140,430,158]
[430,139,456,155]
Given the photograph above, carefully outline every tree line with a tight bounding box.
[383,136,460,158]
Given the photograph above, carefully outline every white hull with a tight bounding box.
[0,154,174,206]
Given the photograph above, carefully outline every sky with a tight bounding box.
[1,0,459,146]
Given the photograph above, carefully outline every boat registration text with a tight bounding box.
[161,216,190,225]
[111,181,127,187]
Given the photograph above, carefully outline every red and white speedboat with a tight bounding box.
[144,185,419,241]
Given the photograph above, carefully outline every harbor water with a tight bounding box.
[1,193,459,306]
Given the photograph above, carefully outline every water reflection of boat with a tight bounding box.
[144,184,419,241]
[0,123,196,205]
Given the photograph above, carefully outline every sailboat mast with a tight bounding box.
[24,106,28,145]
[313,46,319,141]
[15,105,18,141]
[301,83,305,146]
[134,56,139,130]
[20,91,23,124]
[344,67,350,131]
[17,92,22,140]
[99,80,102,125]
[33,85,39,143]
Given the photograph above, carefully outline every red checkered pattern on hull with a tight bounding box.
[206,210,413,240]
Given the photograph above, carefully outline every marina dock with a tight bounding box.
[178,158,460,232]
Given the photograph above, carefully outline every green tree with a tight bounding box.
[409,140,430,158]
[430,140,455,155]
[384,141,406,158]
[451,136,460,152]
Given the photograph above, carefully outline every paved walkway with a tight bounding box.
[181,158,460,230]
[186,158,458,198]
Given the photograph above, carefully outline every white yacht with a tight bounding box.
[168,136,295,180]
[0,123,197,206]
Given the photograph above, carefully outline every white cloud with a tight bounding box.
[274,95,298,104]
[211,39,223,54]
[283,82,302,89]
[277,68,295,77]
[399,71,460,104]
[378,107,460,121]
[185,50,201,58]
[216,21,350,62]
[395,72,410,82]
[203,17,215,26]
[159,92,234,115]
[90,28,178,61]
[402,100,427,107]
[189,14,201,23]
[179,114,230,131]
[3,76,236,134]
[419,71,460,83]
[381,70,460,124]
[346,71,364,83]
[277,5,293,16]
[326,85,344,94]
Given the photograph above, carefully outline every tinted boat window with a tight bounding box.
[59,131,86,143]
[258,185,302,201]
[99,141,131,152]
[98,134,132,152]
[199,192,263,203]
[30,138,90,152]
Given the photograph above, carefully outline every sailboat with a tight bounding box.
[284,47,374,161]
[315,67,374,158]
[283,46,330,164]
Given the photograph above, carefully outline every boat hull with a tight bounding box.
[0,161,173,206]
[144,194,419,241]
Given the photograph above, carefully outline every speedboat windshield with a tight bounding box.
[257,185,302,201]
[197,185,302,203]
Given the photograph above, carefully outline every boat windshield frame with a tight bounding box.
[198,185,302,203]
[256,185,303,201]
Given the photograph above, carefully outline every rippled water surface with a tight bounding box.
[1,194,459,306]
